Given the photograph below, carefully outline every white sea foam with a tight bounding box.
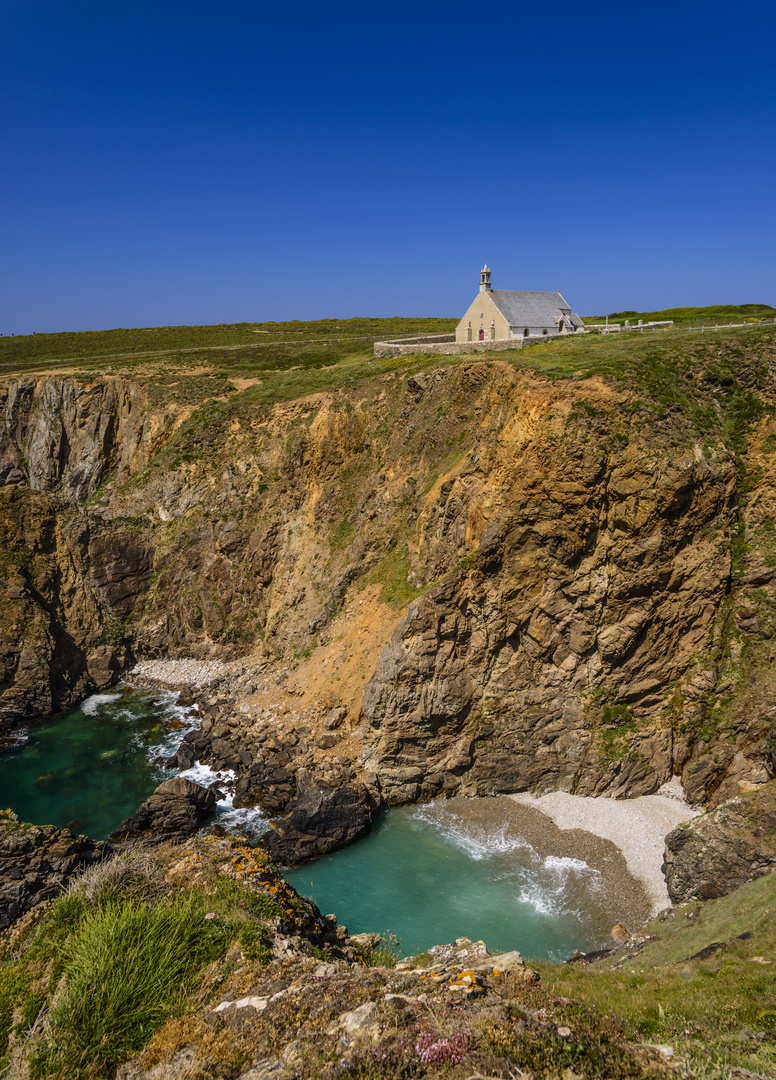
[410,802,604,925]
[543,854,602,881]
[411,804,535,860]
[178,760,235,789]
[80,693,122,716]
[216,804,268,841]
[178,760,267,841]
[130,684,266,841]
[4,728,29,746]
[516,856,598,919]
[518,880,557,916]
[146,693,200,760]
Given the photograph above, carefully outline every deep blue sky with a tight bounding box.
[2,0,774,333]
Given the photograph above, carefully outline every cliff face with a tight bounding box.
[0,377,164,500]
[0,487,150,726]
[2,337,776,808]
[361,421,734,804]
[0,377,183,728]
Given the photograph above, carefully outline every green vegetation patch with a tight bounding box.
[363,542,425,608]
[32,896,226,1079]
[535,874,776,1078]
[0,317,456,375]
[583,304,776,326]
[0,843,288,1079]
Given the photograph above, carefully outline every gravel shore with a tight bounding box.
[128,657,242,687]
[510,779,700,917]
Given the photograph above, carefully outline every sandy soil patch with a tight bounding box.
[230,377,264,390]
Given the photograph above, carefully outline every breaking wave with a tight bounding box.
[408,800,603,925]
[178,760,267,842]
[80,693,123,716]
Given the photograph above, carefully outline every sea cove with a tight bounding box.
[286,797,649,961]
[0,687,265,841]
[0,686,645,960]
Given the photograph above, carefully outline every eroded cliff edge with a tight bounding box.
[2,334,776,814]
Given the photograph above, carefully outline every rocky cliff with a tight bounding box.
[2,331,776,815]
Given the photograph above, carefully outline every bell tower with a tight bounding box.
[479,264,492,292]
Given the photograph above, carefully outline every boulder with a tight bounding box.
[664,781,776,903]
[324,707,347,730]
[111,778,217,844]
[86,646,122,689]
[260,775,380,864]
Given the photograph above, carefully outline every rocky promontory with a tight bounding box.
[664,779,776,902]
[0,809,111,930]
[111,777,218,844]
[260,773,381,863]
[0,834,689,1080]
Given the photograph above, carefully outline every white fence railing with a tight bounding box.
[687,319,776,333]
[599,318,775,336]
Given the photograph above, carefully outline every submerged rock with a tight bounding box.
[111,777,216,843]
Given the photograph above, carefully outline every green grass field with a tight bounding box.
[0,316,457,373]
[582,303,776,326]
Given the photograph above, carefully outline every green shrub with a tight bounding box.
[32,897,226,1079]
[360,932,401,968]
[245,891,280,920]
[234,921,272,963]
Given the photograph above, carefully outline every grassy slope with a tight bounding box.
[535,874,776,1077]
[154,319,776,451]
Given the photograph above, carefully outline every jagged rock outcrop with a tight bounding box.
[0,811,111,930]
[663,781,776,902]
[111,778,217,843]
[260,774,381,864]
[361,437,735,804]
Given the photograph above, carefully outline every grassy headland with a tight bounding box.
[0,317,457,375]
[582,303,776,326]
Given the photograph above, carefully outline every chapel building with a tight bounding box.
[456,266,584,343]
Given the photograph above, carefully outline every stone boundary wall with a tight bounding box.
[374,334,527,359]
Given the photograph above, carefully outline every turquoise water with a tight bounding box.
[1,692,615,960]
[0,688,196,838]
[0,687,265,841]
[287,800,614,962]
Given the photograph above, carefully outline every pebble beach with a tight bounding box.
[511,779,700,918]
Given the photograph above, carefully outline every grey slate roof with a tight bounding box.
[490,290,581,328]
